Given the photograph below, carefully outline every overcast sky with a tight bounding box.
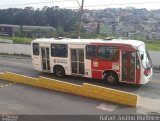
[0,0,160,10]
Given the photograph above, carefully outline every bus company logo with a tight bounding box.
[112,63,119,70]
[93,61,98,67]
[54,59,67,64]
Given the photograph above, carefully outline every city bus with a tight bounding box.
[31,38,153,85]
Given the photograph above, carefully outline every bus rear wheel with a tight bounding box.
[54,66,65,77]
[104,72,119,85]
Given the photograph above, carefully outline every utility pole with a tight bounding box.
[77,0,84,39]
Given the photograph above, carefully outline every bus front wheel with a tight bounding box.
[104,72,119,85]
[54,66,65,77]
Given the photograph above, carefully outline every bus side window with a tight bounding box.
[51,44,68,57]
[86,45,96,59]
[33,43,39,55]
[97,46,118,61]
[111,47,118,61]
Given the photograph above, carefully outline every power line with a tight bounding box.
[0,0,76,8]
[66,1,160,9]
[0,1,160,9]
[63,1,160,9]
[83,2,160,8]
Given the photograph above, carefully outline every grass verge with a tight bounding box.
[0,36,32,44]
[0,36,160,51]
[145,42,160,51]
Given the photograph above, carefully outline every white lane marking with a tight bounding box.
[0,82,16,88]
[96,103,117,112]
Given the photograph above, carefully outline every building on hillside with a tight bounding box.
[83,22,98,33]
[0,24,56,38]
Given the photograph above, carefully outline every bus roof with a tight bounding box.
[32,38,144,49]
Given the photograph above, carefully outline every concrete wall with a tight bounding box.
[0,43,160,66]
[149,51,160,67]
[0,43,31,55]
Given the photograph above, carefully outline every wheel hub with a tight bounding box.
[108,76,115,83]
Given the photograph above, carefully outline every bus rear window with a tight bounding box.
[86,45,96,59]
[51,44,68,57]
[33,43,39,55]
[97,46,118,61]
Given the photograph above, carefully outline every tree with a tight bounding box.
[0,6,78,33]
[56,25,64,37]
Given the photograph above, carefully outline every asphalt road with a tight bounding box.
[0,56,160,116]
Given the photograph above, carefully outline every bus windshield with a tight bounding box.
[137,44,152,69]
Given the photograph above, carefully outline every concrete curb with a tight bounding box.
[0,72,138,107]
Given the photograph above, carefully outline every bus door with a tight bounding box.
[71,48,85,75]
[121,51,136,83]
[41,47,50,71]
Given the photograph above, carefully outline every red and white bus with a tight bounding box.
[31,38,153,85]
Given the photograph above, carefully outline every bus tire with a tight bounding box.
[104,72,119,85]
[54,66,65,77]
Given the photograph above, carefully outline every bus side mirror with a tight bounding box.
[141,54,144,60]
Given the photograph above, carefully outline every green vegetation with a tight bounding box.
[145,41,160,51]
[79,33,107,39]
[54,31,107,39]
[12,37,32,44]
[0,36,11,40]
[1,34,160,51]
[130,35,146,41]
[100,24,111,33]
[0,7,77,32]
[126,35,160,51]
[0,36,32,44]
